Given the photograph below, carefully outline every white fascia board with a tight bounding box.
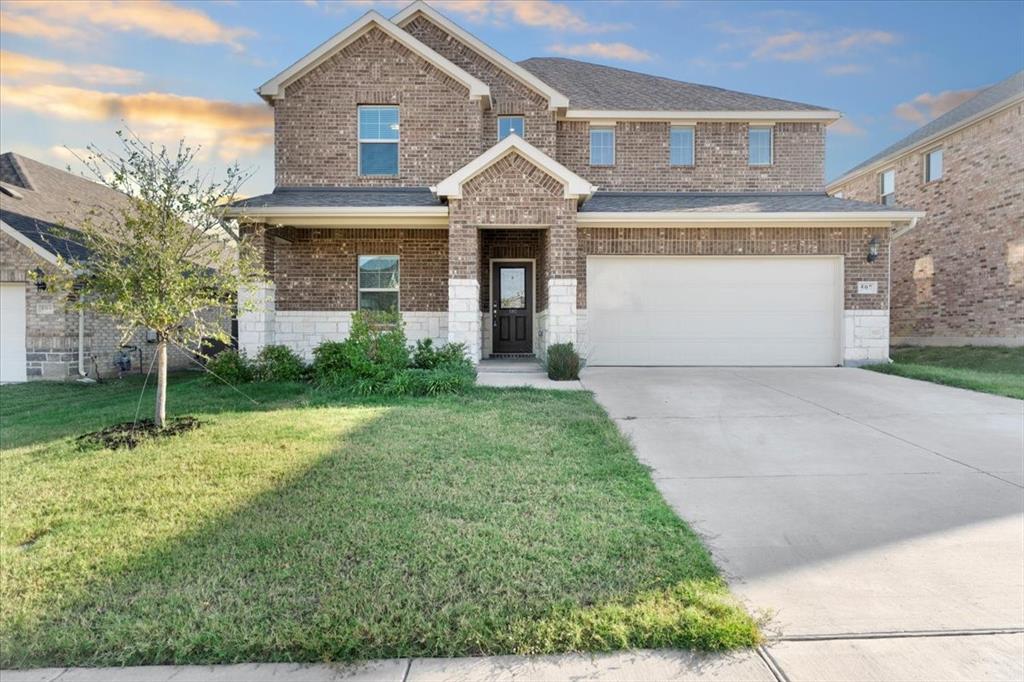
[224,205,448,218]
[563,109,841,123]
[257,10,490,104]
[432,134,598,200]
[392,1,569,111]
[577,210,925,225]
[1,220,59,265]
[827,93,1024,190]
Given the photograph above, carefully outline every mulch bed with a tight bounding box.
[77,417,202,450]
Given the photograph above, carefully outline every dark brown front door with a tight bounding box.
[492,262,532,354]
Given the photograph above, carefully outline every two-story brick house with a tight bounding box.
[228,1,922,367]
[829,71,1023,347]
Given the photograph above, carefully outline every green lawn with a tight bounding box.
[865,345,1024,399]
[0,374,758,668]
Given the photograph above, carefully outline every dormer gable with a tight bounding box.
[258,10,490,106]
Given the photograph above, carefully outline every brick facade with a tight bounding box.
[831,103,1024,344]
[556,121,825,192]
[0,232,204,379]
[274,26,481,188]
[577,226,890,311]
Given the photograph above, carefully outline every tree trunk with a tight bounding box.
[154,340,168,428]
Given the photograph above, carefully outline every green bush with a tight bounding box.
[546,342,582,381]
[255,344,306,382]
[204,349,254,384]
[344,310,410,380]
[411,338,472,370]
[386,366,476,396]
[311,341,350,386]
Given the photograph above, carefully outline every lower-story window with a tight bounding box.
[358,255,399,311]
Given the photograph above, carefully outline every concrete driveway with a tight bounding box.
[582,367,1024,680]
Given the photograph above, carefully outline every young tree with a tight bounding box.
[41,131,264,427]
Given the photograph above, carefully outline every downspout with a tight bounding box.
[77,308,95,382]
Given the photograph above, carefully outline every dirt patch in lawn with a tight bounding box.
[78,417,202,450]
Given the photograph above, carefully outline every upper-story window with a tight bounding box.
[590,127,615,166]
[498,116,524,141]
[748,126,773,166]
[925,148,943,182]
[880,169,896,205]
[670,126,695,166]
[358,105,399,176]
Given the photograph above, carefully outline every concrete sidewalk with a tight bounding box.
[7,636,1023,681]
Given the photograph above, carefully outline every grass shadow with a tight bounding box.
[1,389,757,667]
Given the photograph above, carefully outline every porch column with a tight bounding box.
[238,282,276,357]
[447,202,482,363]
[541,207,578,357]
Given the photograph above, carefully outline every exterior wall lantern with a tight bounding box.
[32,267,47,291]
[866,237,880,263]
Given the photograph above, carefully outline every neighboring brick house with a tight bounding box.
[228,1,922,367]
[829,71,1024,346]
[0,153,210,381]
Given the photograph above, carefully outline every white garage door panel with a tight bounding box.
[1,282,28,382]
[587,256,841,366]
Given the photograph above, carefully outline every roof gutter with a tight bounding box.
[223,205,450,227]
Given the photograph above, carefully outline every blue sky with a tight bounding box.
[1,0,1021,194]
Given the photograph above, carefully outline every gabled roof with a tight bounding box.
[0,152,128,261]
[830,70,1024,187]
[258,10,490,104]
[433,134,597,200]
[391,1,569,111]
[518,57,837,119]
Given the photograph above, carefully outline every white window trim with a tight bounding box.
[670,124,695,167]
[357,254,400,311]
[924,148,943,183]
[497,115,525,142]
[590,126,615,166]
[358,105,400,177]
[880,169,896,205]
[749,126,773,166]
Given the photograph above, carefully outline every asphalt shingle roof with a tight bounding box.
[0,152,129,261]
[231,186,442,209]
[835,70,1024,181]
[580,192,915,213]
[517,57,830,112]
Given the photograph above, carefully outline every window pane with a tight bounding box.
[670,127,694,165]
[360,143,398,175]
[498,116,524,140]
[928,150,943,180]
[749,127,771,165]
[359,290,399,312]
[359,106,399,141]
[500,268,526,309]
[590,129,614,165]
[881,169,895,195]
[358,256,399,289]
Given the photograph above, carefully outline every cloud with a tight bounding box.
[433,0,629,33]
[0,83,272,160]
[549,42,652,62]
[829,117,867,136]
[825,63,868,76]
[750,29,898,63]
[1,50,144,86]
[0,1,254,51]
[893,88,981,124]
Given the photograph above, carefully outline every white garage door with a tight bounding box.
[586,256,842,366]
[1,282,28,382]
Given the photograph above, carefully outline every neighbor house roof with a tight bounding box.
[0,152,128,262]
[518,57,836,118]
[829,70,1024,187]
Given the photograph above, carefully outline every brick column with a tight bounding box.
[447,201,481,363]
[540,203,578,358]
